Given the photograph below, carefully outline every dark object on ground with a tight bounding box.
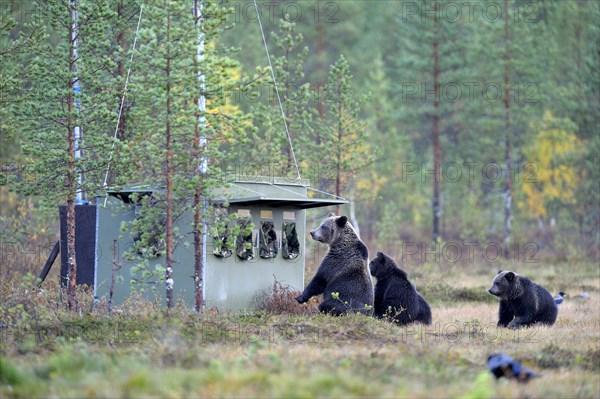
[487,353,541,383]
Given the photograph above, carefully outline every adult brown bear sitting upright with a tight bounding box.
[489,270,558,329]
[369,251,432,325]
[296,212,374,315]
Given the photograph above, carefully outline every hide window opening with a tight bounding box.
[259,210,278,259]
[282,222,299,259]
[235,211,254,260]
[211,207,233,258]
[282,211,299,260]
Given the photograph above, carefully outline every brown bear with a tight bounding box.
[296,212,374,315]
[369,251,432,325]
[488,270,558,329]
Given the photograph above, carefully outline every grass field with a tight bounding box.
[1,259,599,398]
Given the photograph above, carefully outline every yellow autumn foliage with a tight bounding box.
[206,65,240,121]
[202,42,250,141]
[520,111,582,219]
[355,165,387,203]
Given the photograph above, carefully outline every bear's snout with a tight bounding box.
[310,229,324,242]
[368,263,376,276]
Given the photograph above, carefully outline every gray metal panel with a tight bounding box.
[204,205,306,311]
[95,196,196,307]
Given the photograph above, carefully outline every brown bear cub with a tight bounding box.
[368,251,432,325]
[296,212,374,316]
[488,270,558,329]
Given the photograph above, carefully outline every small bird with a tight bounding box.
[554,291,566,306]
[574,292,590,299]
[487,353,541,383]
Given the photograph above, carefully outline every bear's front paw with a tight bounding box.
[296,294,308,304]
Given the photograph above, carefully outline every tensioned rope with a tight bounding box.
[103,2,144,189]
[252,0,301,180]
[308,186,347,200]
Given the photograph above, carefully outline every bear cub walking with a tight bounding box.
[296,213,374,315]
[369,251,432,325]
[488,270,558,329]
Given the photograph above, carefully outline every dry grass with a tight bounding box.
[1,260,598,398]
[256,277,320,315]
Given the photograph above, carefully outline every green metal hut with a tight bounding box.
[87,176,346,311]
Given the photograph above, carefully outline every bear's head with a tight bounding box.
[488,270,519,299]
[369,251,408,279]
[310,212,349,244]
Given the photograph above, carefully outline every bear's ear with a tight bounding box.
[376,251,383,258]
[336,215,348,228]
[497,270,503,274]
[504,271,516,281]
[327,212,336,218]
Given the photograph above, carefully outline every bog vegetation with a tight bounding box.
[1,257,599,398]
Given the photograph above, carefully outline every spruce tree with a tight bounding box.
[319,55,370,215]
[10,0,120,310]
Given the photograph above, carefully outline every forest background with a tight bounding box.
[1,0,599,276]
